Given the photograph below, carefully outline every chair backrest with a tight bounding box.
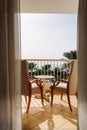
[21,60,31,96]
[69,60,78,94]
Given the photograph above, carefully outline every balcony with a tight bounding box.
[27,59,71,80]
[22,59,77,130]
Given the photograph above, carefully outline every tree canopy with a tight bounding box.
[28,62,37,70]
[63,50,77,59]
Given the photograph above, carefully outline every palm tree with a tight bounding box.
[63,50,77,59]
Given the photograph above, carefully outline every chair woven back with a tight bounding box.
[21,60,31,96]
[69,60,78,94]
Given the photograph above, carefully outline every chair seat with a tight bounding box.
[32,83,39,88]
[32,83,40,92]
[54,82,67,92]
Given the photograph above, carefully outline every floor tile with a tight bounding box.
[22,94,77,130]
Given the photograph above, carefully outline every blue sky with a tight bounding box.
[21,13,77,59]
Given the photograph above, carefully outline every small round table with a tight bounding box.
[34,75,54,102]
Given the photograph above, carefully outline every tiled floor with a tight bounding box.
[22,93,77,130]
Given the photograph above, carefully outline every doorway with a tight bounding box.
[21,13,78,130]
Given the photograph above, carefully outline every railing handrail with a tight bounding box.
[21,58,73,62]
[21,59,77,80]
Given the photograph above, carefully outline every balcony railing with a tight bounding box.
[26,59,72,80]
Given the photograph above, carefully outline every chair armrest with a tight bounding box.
[30,79,42,87]
[50,80,60,88]
[50,79,68,88]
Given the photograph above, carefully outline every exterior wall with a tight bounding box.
[20,0,78,13]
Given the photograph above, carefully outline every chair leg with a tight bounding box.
[60,92,63,100]
[66,92,72,111]
[24,96,27,103]
[40,87,44,106]
[76,91,78,99]
[51,88,54,106]
[26,91,32,113]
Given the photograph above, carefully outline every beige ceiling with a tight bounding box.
[20,0,79,14]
